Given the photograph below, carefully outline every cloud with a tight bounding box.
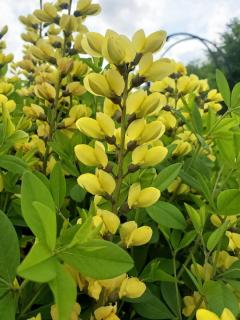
[2,0,240,63]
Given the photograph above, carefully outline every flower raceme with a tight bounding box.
[127,183,160,209]
[196,308,236,320]
[77,169,115,196]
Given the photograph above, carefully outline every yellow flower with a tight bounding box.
[66,82,86,96]
[23,104,45,119]
[84,69,124,98]
[103,98,121,118]
[77,169,115,195]
[120,221,152,247]
[126,119,165,146]
[226,231,240,251]
[34,3,58,23]
[119,277,146,299]
[158,110,177,129]
[60,14,77,33]
[30,39,55,61]
[94,304,120,320]
[138,53,175,81]
[76,112,115,139]
[75,141,108,168]
[37,121,50,138]
[132,29,166,54]
[81,32,104,57]
[196,308,235,320]
[76,0,101,16]
[172,140,192,156]
[177,74,199,94]
[150,77,175,93]
[182,291,205,317]
[102,30,136,64]
[126,90,164,117]
[191,263,213,281]
[132,144,168,167]
[99,274,126,293]
[34,82,56,101]
[167,177,190,195]
[95,209,120,234]
[51,302,81,320]
[212,251,238,270]
[88,278,102,300]
[128,183,160,208]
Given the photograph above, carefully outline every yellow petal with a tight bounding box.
[76,117,104,139]
[128,183,141,209]
[96,112,115,137]
[128,226,153,247]
[144,146,168,166]
[119,277,146,299]
[126,118,146,141]
[132,29,146,52]
[105,69,125,96]
[220,308,235,320]
[77,173,103,195]
[101,210,120,234]
[196,309,220,320]
[81,32,104,57]
[120,221,138,244]
[126,90,147,115]
[144,58,175,81]
[143,30,166,53]
[139,121,165,144]
[137,187,160,208]
[97,170,116,195]
[139,52,153,76]
[132,145,148,165]
[74,144,98,166]
[94,141,108,168]
[84,73,112,97]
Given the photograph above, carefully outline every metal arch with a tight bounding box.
[162,32,231,74]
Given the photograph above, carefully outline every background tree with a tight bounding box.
[187,18,240,88]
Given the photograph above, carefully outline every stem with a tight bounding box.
[19,285,45,318]
[112,72,129,214]
[173,251,182,320]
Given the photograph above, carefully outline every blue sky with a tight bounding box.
[3,0,240,64]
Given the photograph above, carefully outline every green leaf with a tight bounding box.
[17,242,57,282]
[231,82,240,109]
[140,260,175,283]
[203,280,239,316]
[58,239,133,279]
[219,260,240,280]
[216,69,230,107]
[217,189,240,215]
[153,163,182,191]
[0,290,17,320]
[21,172,56,247]
[0,210,20,284]
[207,221,228,251]
[177,230,197,251]
[0,155,28,174]
[184,203,202,233]
[147,201,186,230]
[33,202,56,251]
[161,282,179,317]
[50,162,66,208]
[133,288,173,319]
[49,264,76,320]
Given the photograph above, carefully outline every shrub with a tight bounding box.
[0,1,240,320]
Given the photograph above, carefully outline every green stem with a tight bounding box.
[173,251,182,320]
[112,72,128,214]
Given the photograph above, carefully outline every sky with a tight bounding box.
[2,0,240,64]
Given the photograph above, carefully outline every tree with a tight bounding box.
[187,18,240,88]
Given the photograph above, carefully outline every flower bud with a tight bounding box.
[34,3,58,23]
[60,14,77,33]
[97,209,120,234]
[0,25,8,39]
[34,82,56,101]
[57,57,73,75]
[172,140,192,156]
[102,30,136,64]
[66,82,86,96]
[76,0,101,16]
[119,277,146,299]
[81,32,104,57]
[23,104,45,119]
[191,263,213,281]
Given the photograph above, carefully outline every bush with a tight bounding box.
[1,1,240,320]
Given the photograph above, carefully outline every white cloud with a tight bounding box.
[2,0,240,63]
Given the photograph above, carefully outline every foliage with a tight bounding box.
[188,18,240,89]
[0,1,240,320]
